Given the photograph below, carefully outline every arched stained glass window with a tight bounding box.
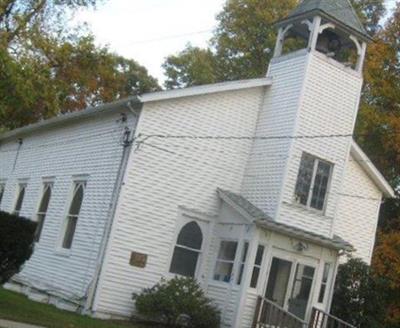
[169,221,203,277]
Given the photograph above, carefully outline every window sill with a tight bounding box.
[284,201,332,219]
[54,248,71,258]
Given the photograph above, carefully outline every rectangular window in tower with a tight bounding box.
[295,153,332,211]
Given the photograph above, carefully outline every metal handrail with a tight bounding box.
[252,296,308,328]
[309,308,356,328]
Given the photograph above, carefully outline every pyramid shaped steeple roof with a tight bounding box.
[278,0,369,41]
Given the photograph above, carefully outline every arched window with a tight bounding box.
[169,221,203,277]
[35,183,52,242]
[62,182,85,249]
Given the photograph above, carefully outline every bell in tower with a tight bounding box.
[273,0,370,72]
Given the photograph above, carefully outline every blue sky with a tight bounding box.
[74,0,397,85]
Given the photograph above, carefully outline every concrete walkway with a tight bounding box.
[0,320,45,328]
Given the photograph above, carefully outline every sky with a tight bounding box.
[74,0,225,85]
[74,0,397,85]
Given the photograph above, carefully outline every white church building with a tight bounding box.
[0,0,394,327]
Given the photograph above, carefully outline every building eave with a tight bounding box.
[0,97,142,142]
[351,141,395,198]
[140,78,273,103]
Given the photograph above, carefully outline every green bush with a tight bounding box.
[331,258,388,328]
[133,277,220,328]
[0,211,37,283]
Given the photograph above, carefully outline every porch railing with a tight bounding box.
[252,296,308,328]
[309,308,356,328]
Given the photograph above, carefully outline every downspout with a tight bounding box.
[85,100,143,312]
[12,138,23,172]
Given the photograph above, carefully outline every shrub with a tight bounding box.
[0,211,37,283]
[133,276,220,328]
[331,258,388,328]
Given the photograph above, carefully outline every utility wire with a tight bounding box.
[137,141,383,202]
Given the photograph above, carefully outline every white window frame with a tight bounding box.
[294,153,333,212]
[213,238,240,284]
[317,262,332,304]
[261,249,318,316]
[249,244,267,289]
[236,241,249,285]
[13,182,28,216]
[0,181,6,207]
[34,179,54,243]
[169,221,204,278]
[57,178,87,254]
[166,210,211,280]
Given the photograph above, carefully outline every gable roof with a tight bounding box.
[350,141,395,198]
[0,78,272,143]
[217,189,353,252]
[278,0,370,41]
[140,78,272,103]
[0,97,142,143]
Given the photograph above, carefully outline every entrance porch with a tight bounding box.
[213,190,353,328]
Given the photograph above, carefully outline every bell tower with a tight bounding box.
[274,0,369,72]
[241,0,369,237]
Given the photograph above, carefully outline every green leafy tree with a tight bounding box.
[331,258,388,328]
[163,0,386,89]
[0,0,97,47]
[163,45,218,89]
[0,34,160,130]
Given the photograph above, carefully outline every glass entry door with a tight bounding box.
[265,257,292,307]
[288,263,316,319]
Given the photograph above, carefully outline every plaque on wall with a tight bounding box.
[129,251,148,268]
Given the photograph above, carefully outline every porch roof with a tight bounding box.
[217,189,353,252]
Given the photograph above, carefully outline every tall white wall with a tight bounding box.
[278,52,363,237]
[93,88,265,317]
[334,153,382,263]
[0,110,135,303]
[241,50,309,218]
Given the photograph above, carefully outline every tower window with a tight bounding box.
[295,153,332,211]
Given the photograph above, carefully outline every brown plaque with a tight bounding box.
[129,252,147,268]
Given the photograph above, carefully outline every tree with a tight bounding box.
[331,258,388,328]
[0,0,96,47]
[0,34,160,130]
[163,0,386,89]
[163,45,218,89]
[0,211,37,284]
[373,232,400,327]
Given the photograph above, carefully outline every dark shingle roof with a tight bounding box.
[218,189,353,252]
[280,0,369,40]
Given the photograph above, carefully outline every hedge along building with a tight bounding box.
[0,0,395,327]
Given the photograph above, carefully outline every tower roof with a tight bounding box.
[278,0,370,41]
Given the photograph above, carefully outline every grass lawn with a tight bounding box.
[0,288,146,328]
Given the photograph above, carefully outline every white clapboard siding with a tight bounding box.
[241,50,309,219]
[278,52,363,237]
[0,110,136,302]
[93,88,266,317]
[334,153,382,263]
